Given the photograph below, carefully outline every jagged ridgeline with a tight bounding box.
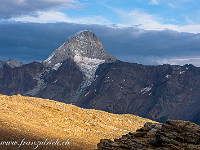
[0,94,155,150]
[1,31,200,125]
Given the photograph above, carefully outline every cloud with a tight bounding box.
[149,0,159,5]
[168,2,177,8]
[0,0,82,18]
[10,10,111,25]
[105,5,200,33]
[1,23,200,67]
[12,11,70,23]
[2,0,200,34]
[155,57,200,66]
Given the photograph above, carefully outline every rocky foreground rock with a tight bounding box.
[97,120,200,150]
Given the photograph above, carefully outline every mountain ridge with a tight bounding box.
[0,58,23,68]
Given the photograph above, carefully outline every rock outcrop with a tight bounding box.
[97,120,200,150]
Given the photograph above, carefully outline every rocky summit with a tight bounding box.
[97,120,200,150]
[43,30,116,68]
[1,31,200,125]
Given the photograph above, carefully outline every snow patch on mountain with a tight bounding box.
[71,54,105,103]
[140,84,153,94]
[180,71,186,74]
[74,54,105,87]
[166,74,171,78]
[52,63,62,70]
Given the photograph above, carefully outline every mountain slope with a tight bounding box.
[77,61,200,124]
[36,58,84,103]
[0,94,155,150]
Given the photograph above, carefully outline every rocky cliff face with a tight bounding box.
[1,31,200,125]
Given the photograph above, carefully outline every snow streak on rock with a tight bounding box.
[25,73,46,96]
[140,85,153,94]
[52,63,62,70]
[43,43,65,64]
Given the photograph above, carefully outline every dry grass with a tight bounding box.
[0,94,156,150]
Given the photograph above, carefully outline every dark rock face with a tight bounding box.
[1,31,200,125]
[97,120,200,150]
[0,62,43,95]
[76,61,200,124]
[0,59,84,104]
[0,60,5,68]
[36,59,84,103]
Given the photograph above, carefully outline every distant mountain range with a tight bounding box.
[0,58,23,68]
[1,31,200,125]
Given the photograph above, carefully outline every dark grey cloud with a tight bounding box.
[0,22,200,66]
[0,0,81,18]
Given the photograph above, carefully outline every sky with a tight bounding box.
[1,0,200,66]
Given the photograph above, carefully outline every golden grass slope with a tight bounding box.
[0,94,156,150]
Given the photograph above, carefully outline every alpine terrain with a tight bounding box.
[1,31,200,125]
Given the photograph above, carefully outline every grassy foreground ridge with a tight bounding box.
[0,94,156,150]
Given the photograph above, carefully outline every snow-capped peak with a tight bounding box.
[43,31,116,68]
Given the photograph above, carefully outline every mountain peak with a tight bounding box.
[76,30,96,37]
[6,58,23,68]
[42,31,116,99]
[43,31,116,68]
[75,30,99,42]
